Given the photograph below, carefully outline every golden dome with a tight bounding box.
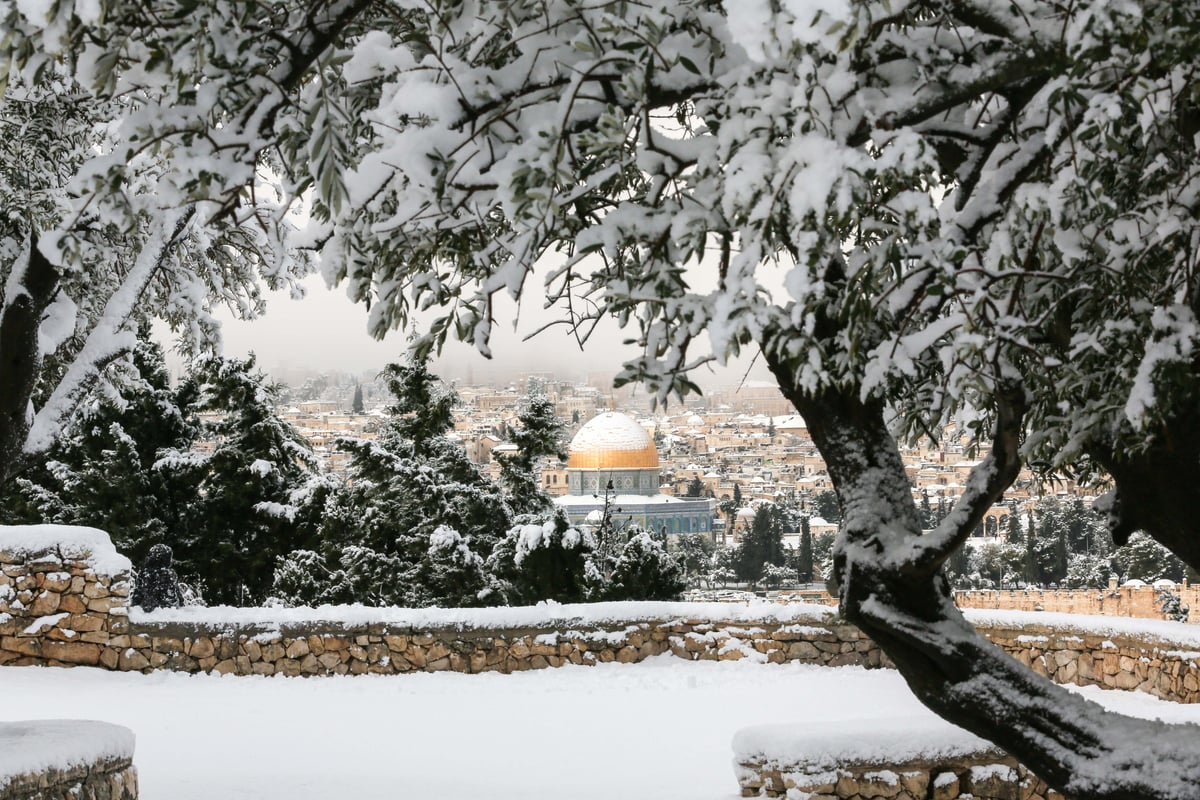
[567,412,659,470]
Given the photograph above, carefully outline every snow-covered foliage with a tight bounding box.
[130,544,184,612]
[1,345,322,605]
[7,2,1200,794]
[495,393,566,516]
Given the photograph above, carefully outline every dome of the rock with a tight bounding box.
[567,412,659,471]
[555,411,716,537]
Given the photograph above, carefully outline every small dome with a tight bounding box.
[567,412,659,470]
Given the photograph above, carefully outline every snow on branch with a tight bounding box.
[902,382,1026,574]
[24,206,196,456]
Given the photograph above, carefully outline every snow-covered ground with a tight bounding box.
[2,658,1199,799]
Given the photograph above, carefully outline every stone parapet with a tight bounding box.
[0,527,131,669]
[108,618,883,676]
[979,622,1200,703]
[5,526,1200,713]
[735,749,1065,799]
[0,720,137,800]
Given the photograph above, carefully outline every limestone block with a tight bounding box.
[1053,650,1075,668]
[118,648,150,671]
[965,764,1018,798]
[189,637,216,659]
[260,642,286,663]
[277,658,302,677]
[41,640,101,666]
[214,658,239,675]
[81,581,109,599]
[29,590,61,616]
[286,639,311,659]
[1,636,40,656]
[86,596,119,613]
[100,647,119,670]
[899,771,928,797]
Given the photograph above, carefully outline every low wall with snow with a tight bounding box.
[3,526,1200,710]
[0,526,132,668]
[0,720,137,800]
[733,718,1064,799]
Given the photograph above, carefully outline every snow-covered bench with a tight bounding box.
[0,720,137,800]
[733,716,1064,799]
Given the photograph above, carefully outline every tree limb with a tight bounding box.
[905,380,1027,574]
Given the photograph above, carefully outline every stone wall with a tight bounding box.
[955,584,1198,622]
[981,621,1200,703]
[4,529,1200,712]
[101,617,884,676]
[0,529,131,669]
[0,720,137,800]
[736,748,1065,799]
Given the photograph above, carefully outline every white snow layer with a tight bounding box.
[733,716,995,769]
[3,660,1198,800]
[0,525,132,575]
[567,411,655,456]
[962,609,1200,648]
[0,719,134,787]
[133,598,836,629]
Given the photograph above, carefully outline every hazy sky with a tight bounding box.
[210,274,773,390]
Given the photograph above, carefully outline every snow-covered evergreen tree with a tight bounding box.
[601,528,685,601]
[495,393,565,516]
[163,355,320,605]
[735,504,785,583]
[274,356,510,607]
[486,512,594,605]
[0,333,196,568]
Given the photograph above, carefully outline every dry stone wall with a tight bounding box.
[736,750,1066,800]
[4,529,1200,712]
[981,622,1200,703]
[0,531,131,669]
[0,720,137,800]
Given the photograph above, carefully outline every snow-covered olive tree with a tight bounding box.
[0,0,372,485]
[8,1,1200,796]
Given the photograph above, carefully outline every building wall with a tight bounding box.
[955,584,1199,623]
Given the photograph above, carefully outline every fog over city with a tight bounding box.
[208,274,774,391]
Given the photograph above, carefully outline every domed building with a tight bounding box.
[554,412,716,536]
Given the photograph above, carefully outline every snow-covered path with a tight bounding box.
[2,657,1198,799]
[0,659,928,799]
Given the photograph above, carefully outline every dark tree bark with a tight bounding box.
[1090,407,1200,572]
[762,342,1200,800]
[0,235,60,486]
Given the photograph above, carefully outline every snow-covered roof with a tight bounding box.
[555,493,688,507]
